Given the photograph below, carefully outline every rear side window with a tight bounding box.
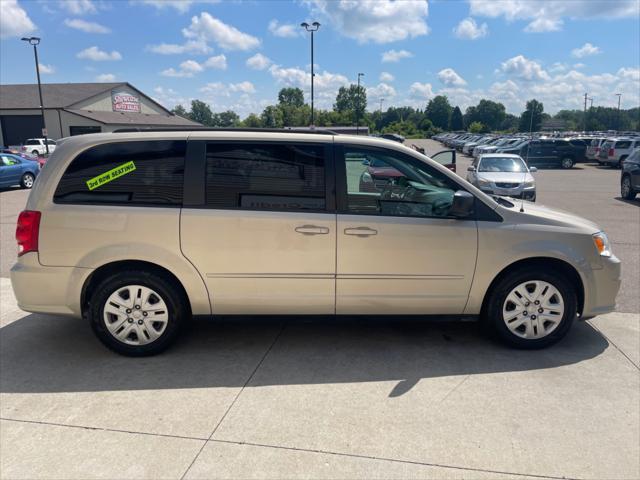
[54,140,186,206]
[615,141,631,149]
[25,140,39,145]
[205,142,326,211]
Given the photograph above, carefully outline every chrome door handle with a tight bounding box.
[295,225,329,235]
[344,227,378,237]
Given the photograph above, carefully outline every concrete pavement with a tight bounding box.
[1,278,638,479]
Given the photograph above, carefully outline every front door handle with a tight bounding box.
[295,225,329,235]
[344,227,378,237]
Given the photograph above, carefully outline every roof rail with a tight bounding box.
[111,127,338,135]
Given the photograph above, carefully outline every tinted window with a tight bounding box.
[615,141,631,149]
[205,142,326,211]
[343,147,460,218]
[54,140,186,206]
[25,140,39,145]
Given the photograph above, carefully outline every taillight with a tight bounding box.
[609,148,615,157]
[16,210,41,257]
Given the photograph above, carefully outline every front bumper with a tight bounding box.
[479,186,536,201]
[10,253,92,318]
[581,254,622,319]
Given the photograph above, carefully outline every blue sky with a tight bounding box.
[1,0,639,117]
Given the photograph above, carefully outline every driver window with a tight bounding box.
[343,147,459,218]
[1,156,16,166]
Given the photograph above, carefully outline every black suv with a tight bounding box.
[501,139,576,169]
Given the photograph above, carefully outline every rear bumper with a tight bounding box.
[10,253,92,318]
[581,254,622,319]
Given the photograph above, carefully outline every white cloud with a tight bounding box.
[500,55,549,81]
[246,53,272,70]
[146,40,211,55]
[268,64,349,108]
[379,72,395,82]
[409,82,434,100]
[453,17,488,39]
[59,0,97,15]
[64,18,110,33]
[200,82,227,96]
[367,82,397,102]
[306,0,429,44]
[549,62,568,73]
[229,81,256,94]
[268,19,299,38]
[470,0,638,32]
[203,54,227,69]
[183,12,260,51]
[381,49,413,63]
[39,63,55,74]
[0,0,36,39]
[76,46,122,61]
[152,86,191,109]
[573,63,586,69]
[95,73,116,82]
[572,42,601,58]
[137,0,219,14]
[438,68,467,86]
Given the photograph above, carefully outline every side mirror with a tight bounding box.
[449,190,475,218]
[467,166,476,172]
[529,166,538,173]
[362,159,370,166]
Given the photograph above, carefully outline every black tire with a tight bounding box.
[484,267,577,349]
[20,172,35,189]
[621,175,636,200]
[31,150,39,156]
[560,157,574,169]
[87,269,188,356]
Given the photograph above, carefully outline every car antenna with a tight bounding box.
[521,102,535,213]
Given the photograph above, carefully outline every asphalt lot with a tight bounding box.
[1,141,639,479]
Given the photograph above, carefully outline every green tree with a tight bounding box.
[189,100,214,126]
[468,121,485,133]
[278,87,305,108]
[171,104,188,117]
[242,113,262,128]
[519,99,544,132]
[449,106,464,130]
[334,84,367,120]
[260,105,284,128]
[475,99,506,131]
[425,95,452,130]
[211,110,240,127]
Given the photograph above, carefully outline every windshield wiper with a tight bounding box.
[491,195,516,208]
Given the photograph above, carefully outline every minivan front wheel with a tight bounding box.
[560,157,574,169]
[485,268,577,349]
[87,270,187,356]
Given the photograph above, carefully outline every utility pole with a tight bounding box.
[21,36,49,155]
[301,22,320,126]
[583,92,588,133]
[615,93,622,132]
[356,72,364,135]
[379,98,384,113]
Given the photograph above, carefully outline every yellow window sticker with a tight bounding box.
[86,161,136,191]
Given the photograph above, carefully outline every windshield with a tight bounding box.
[478,156,527,172]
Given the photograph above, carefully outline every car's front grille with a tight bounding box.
[495,182,520,189]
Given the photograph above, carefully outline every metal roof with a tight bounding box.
[65,109,201,126]
[0,82,128,109]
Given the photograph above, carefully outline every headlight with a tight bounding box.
[592,232,612,257]
[477,177,491,187]
[524,180,535,188]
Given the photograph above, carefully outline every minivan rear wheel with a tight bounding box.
[485,268,577,349]
[87,270,187,356]
[621,175,636,200]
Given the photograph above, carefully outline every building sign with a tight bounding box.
[111,91,140,113]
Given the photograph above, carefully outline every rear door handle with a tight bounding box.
[344,227,378,237]
[295,225,329,235]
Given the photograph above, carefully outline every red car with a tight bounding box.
[358,149,456,193]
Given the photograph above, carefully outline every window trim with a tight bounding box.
[184,139,335,214]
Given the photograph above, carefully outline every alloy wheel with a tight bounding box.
[502,280,564,339]
[103,285,169,346]
[23,174,34,188]
[621,177,632,197]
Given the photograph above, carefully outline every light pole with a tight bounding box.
[615,93,622,132]
[356,72,364,135]
[301,22,320,126]
[21,36,49,155]
[379,98,384,113]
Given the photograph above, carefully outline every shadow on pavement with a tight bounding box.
[0,314,608,396]
[614,196,640,207]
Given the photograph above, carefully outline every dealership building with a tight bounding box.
[0,82,200,147]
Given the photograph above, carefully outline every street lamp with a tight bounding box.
[356,72,364,135]
[615,93,622,132]
[301,21,320,126]
[21,36,49,155]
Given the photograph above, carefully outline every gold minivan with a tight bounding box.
[11,130,621,355]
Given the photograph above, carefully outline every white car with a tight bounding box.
[467,153,537,201]
[21,138,56,156]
